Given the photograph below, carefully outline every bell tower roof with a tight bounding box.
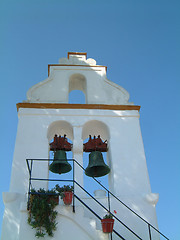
[26,52,131,105]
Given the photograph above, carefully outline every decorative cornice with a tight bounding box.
[16,103,141,112]
[48,64,107,76]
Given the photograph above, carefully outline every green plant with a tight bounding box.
[28,188,59,238]
[54,184,74,199]
[103,212,113,219]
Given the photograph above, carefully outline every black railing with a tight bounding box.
[74,194,126,240]
[26,158,169,240]
[74,180,142,239]
[72,158,169,240]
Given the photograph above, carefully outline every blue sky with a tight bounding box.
[0,0,179,239]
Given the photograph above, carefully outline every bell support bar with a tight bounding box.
[84,135,108,152]
[50,134,72,151]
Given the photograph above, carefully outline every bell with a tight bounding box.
[85,151,110,177]
[49,150,72,174]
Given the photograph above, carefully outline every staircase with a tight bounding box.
[56,204,109,240]
[26,158,170,240]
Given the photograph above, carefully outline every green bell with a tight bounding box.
[49,150,72,174]
[85,151,110,177]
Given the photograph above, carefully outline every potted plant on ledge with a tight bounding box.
[54,184,74,205]
[101,212,114,233]
[27,188,59,238]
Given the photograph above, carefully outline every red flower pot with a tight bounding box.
[63,191,73,205]
[101,218,114,233]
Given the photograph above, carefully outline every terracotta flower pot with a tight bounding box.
[101,218,114,233]
[63,191,73,205]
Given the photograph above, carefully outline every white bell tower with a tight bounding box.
[1,52,162,240]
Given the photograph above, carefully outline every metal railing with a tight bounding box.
[26,158,169,240]
[74,194,126,240]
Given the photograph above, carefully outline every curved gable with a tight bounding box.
[27,52,130,105]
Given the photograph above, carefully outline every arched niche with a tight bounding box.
[82,120,110,142]
[82,120,110,194]
[47,121,74,189]
[68,73,87,103]
[47,120,74,142]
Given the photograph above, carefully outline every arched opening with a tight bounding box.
[82,120,110,196]
[68,73,87,104]
[47,121,74,190]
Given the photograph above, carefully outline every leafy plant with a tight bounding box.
[54,184,74,199]
[28,188,59,238]
[103,212,113,219]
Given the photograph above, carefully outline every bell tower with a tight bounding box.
[1,52,162,240]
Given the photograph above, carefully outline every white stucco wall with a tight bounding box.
[2,107,159,240]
